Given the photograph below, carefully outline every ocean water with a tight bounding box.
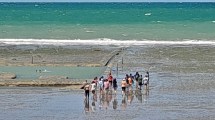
[1,2,215,46]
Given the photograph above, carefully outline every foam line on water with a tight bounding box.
[1,38,215,46]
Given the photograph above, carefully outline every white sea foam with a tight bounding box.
[1,39,215,46]
[145,13,152,16]
[85,30,95,33]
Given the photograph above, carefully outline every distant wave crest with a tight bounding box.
[1,38,215,46]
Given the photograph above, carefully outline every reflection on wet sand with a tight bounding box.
[84,98,91,113]
[121,95,127,110]
[84,89,149,113]
[135,90,143,103]
[112,97,118,110]
[127,90,134,105]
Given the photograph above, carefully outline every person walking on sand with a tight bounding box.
[121,79,127,96]
[113,78,118,94]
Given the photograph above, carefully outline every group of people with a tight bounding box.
[121,71,149,95]
[82,71,150,99]
[82,72,117,100]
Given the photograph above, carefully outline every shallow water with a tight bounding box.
[0,66,106,79]
[1,76,215,120]
[1,45,215,120]
[0,87,148,120]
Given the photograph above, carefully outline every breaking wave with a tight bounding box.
[1,38,215,46]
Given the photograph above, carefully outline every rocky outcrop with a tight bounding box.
[0,79,83,87]
[0,72,16,79]
[39,75,69,80]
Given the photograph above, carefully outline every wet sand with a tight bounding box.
[1,44,215,119]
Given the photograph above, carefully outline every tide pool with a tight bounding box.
[0,66,106,79]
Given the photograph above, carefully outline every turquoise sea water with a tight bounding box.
[0,2,215,43]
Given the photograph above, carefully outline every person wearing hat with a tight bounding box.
[121,78,127,95]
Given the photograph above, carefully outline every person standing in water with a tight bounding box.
[134,72,140,89]
[143,74,149,95]
[113,78,118,94]
[98,78,104,94]
[104,79,109,94]
[91,81,96,95]
[107,72,113,89]
[138,75,143,90]
[84,82,91,99]
[128,76,133,91]
[121,79,127,96]
[146,71,149,90]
